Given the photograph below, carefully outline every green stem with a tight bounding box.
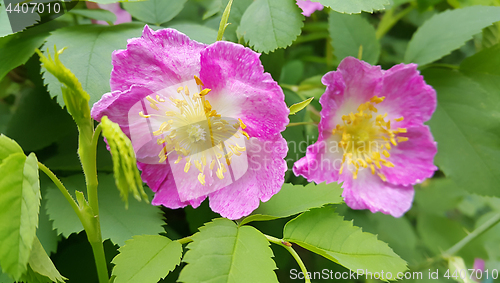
[376,5,415,39]
[89,239,109,283]
[287,122,317,127]
[79,123,100,215]
[38,162,80,218]
[419,63,460,70]
[444,213,500,257]
[265,235,311,283]
[77,121,108,283]
[411,213,500,271]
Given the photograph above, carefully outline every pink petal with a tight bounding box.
[293,135,344,184]
[296,0,324,17]
[340,169,415,217]
[86,2,132,25]
[379,126,438,186]
[138,162,205,209]
[378,63,437,128]
[199,41,289,140]
[111,26,206,93]
[208,135,288,220]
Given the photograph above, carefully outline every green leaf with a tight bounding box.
[217,0,233,41]
[46,174,164,246]
[25,237,66,283]
[328,11,380,65]
[240,182,343,225]
[0,25,49,80]
[289,97,314,115]
[123,0,187,25]
[0,134,23,163]
[0,266,14,283]
[414,178,466,216]
[0,153,40,280]
[112,235,182,283]
[312,0,389,14]
[404,6,500,65]
[69,9,117,24]
[168,23,218,44]
[101,116,148,207]
[5,87,75,152]
[238,0,304,53]
[283,207,407,277]
[482,22,500,49]
[178,218,278,283]
[424,68,500,197]
[41,23,144,107]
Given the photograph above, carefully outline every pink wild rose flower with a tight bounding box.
[296,0,324,17]
[293,57,437,217]
[85,2,132,25]
[91,26,289,220]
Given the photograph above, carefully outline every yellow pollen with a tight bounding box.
[216,167,224,179]
[149,76,251,186]
[200,89,211,96]
[370,96,385,104]
[198,173,206,185]
[194,75,204,86]
[239,118,247,129]
[331,96,408,182]
[139,111,150,118]
[174,156,182,164]
[382,150,390,158]
[240,130,250,140]
[397,136,409,143]
[184,160,191,173]
[194,160,203,172]
[150,103,159,111]
[377,172,387,182]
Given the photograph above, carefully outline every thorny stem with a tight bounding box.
[444,213,500,257]
[265,235,311,283]
[411,213,500,271]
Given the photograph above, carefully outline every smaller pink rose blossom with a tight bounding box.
[293,57,437,217]
[85,2,132,25]
[296,0,324,17]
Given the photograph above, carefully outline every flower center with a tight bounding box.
[333,96,408,181]
[139,76,250,186]
[187,124,206,142]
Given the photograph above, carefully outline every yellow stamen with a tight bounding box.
[198,173,206,185]
[139,111,150,118]
[194,75,204,86]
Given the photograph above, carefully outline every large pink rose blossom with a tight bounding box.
[296,0,324,17]
[293,57,437,217]
[91,26,289,220]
